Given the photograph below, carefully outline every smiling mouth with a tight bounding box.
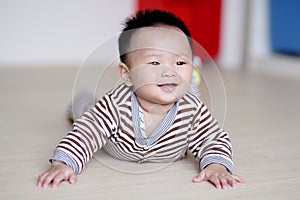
[157,83,178,91]
[157,83,178,87]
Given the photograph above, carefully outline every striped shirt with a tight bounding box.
[52,83,233,174]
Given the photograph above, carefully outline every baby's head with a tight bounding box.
[118,10,193,64]
[118,10,194,111]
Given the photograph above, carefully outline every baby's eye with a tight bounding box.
[176,61,186,66]
[149,61,160,65]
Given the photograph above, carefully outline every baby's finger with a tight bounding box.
[69,173,77,184]
[209,175,222,189]
[51,173,65,188]
[231,174,245,183]
[226,176,237,188]
[37,172,49,187]
[41,172,57,188]
[192,170,206,183]
[220,177,228,189]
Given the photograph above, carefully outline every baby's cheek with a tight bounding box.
[179,71,193,88]
[130,65,157,89]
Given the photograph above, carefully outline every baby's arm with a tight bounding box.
[37,161,77,188]
[37,94,118,188]
[188,102,244,189]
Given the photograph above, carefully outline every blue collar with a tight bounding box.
[131,91,179,148]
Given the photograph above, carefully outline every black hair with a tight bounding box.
[118,9,193,63]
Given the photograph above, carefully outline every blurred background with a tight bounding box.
[1,1,300,198]
[1,0,299,76]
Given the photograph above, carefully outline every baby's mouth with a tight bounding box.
[157,83,178,92]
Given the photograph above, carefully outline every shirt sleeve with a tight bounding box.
[51,95,119,174]
[188,102,234,173]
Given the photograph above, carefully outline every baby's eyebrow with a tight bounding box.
[144,53,161,58]
[141,54,161,60]
[142,51,191,61]
[177,54,192,61]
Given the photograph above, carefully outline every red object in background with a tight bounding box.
[138,0,222,59]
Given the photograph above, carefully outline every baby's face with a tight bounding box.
[121,26,193,109]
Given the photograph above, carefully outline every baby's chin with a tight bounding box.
[154,92,186,105]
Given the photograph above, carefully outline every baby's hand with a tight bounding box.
[37,161,77,188]
[192,163,245,189]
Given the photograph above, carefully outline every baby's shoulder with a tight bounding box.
[97,83,131,106]
[181,92,203,107]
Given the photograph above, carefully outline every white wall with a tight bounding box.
[218,0,271,69]
[0,0,136,67]
[247,0,271,69]
[0,0,271,69]
[218,0,248,69]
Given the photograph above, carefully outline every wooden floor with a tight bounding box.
[0,66,299,199]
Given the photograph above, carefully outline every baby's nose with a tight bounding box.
[161,67,176,78]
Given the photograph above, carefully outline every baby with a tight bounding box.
[37,10,244,189]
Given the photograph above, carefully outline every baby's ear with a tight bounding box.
[119,63,132,86]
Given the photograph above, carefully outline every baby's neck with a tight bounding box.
[138,101,174,138]
[137,98,174,115]
[140,104,167,115]
[141,106,168,138]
